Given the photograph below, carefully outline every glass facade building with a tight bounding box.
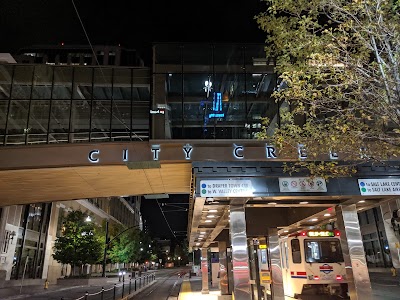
[152,43,278,139]
[0,64,150,146]
[0,43,280,144]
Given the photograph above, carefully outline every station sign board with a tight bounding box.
[358,178,400,195]
[200,179,254,197]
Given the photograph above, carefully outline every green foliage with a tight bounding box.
[107,227,160,265]
[52,210,103,275]
[108,226,141,264]
[255,0,400,177]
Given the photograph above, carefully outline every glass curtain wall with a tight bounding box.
[153,43,277,139]
[0,64,150,146]
[359,207,392,268]
[11,203,52,279]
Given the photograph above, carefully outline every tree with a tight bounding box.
[53,210,103,276]
[255,0,400,177]
[108,226,141,266]
[137,231,153,264]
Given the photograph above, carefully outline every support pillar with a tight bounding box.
[210,247,219,287]
[336,204,373,300]
[201,247,209,294]
[218,241,229,295]
[380,200,400,268]
[229,203,251,300]
[268,228,284,300]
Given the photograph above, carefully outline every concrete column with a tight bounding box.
[152,73,167,139]
[380,200,400,268]
[201,247,209,294]
[229,204,251,300]
[210,247,219,287]
[336,204,373,300]
[218,241,229,295]
[268,228,284,300]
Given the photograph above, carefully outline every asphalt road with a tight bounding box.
[132,267,189,300]
[1,268,190,300]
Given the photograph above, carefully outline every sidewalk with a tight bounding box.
[0,273,155,300]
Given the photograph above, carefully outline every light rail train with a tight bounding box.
[279,230,349,299]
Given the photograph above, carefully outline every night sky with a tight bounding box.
[140,195,190,242]
[0,0,267,65]
[0,1,267,239]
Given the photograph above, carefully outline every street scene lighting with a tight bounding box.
[118,271,126,282]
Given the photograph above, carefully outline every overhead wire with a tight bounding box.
[71,0,143,141]
[156,199,177,239]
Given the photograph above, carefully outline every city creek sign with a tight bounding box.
[88,144,279,163]
[87,143,339,163]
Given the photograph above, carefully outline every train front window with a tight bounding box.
[305,239,344,263]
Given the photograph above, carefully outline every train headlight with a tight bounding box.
[336,275,343,280]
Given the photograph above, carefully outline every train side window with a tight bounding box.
[291,239,301,263]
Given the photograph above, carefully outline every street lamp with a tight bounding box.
[118,271,126,282]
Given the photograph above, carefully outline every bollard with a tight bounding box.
[101,287,104,300]
[129,278,132,294]
[113,284,116,300]
[135,278,137,291]
[139,277,141,288]
[84,291,89,300]
[122,281,125,298]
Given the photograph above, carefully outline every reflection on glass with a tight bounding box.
[305,240,344,263]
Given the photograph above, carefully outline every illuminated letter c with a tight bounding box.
[234,145,244,159]
[88,150,100,163]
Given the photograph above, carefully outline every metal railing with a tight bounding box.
[61,273,156,300]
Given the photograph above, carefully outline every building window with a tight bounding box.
[96,51,104,65]
[71,53,81,65]
[83,54,92,65]
[108,51,116,65]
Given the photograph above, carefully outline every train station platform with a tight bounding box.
[177,270,400,300]
[178,275,230,300]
